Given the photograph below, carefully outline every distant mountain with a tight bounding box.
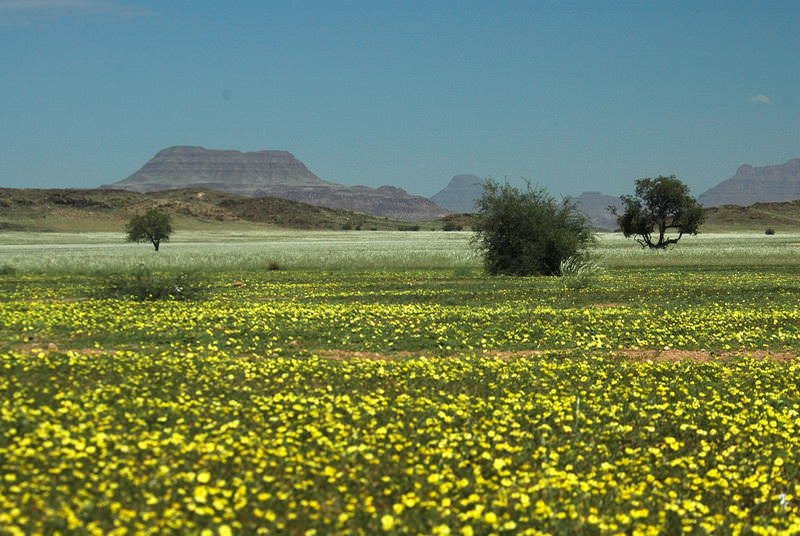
[102,146,449,221]
[698,158,800,207]
[430,174,484,213]
[429,175,622,230]
[570,192,623,231]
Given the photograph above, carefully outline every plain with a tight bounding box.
[1,230,800,535]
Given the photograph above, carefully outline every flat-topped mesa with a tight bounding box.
[698,158,800,207]
[102,146,449,220]
[104,146,328,194]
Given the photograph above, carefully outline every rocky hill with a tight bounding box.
[698,158,800,207]
[430,174,484,213]
[102,146,449,221]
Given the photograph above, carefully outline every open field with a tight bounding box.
[3,230,800,273]
[2,230,800,534]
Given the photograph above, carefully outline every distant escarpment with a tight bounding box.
[102,146,449,221]
[430,174,484,213]
[698,158,800,207]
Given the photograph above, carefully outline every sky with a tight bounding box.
[1,0,799,198]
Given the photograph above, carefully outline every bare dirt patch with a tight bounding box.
[315,349,419,361]
[312,347,797,363]
[313,348,575,361]
[618,348,796,363]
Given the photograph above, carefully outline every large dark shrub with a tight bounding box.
[100,265,206,301]
[472,180,594,276]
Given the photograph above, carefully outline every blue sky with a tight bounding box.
[2,0,799,198]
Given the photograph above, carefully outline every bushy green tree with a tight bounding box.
[472,180,594,276]
[126,208,173,251]
[613,176,704,249]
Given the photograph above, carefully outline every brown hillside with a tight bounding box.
[702,199,800,231]
[0,188,444,232]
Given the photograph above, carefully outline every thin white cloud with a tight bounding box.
[0,0,152,17]
[751,94,772,105]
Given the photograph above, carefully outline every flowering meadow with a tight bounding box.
[2,233,800,534]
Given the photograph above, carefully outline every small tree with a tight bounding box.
[472,180,593,276]
[613,176,704,249]
[126,208,173,251]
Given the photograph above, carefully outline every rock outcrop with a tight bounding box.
[698,158,800,207]
[102,146,449,220]
[430,174,485,213]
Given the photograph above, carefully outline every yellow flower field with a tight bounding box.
[2,350,799,534]
[1,265,800,534]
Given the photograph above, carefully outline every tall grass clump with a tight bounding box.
[559,255,605,289]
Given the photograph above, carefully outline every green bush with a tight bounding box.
[0,264,16,275]
[765,228,776,235]
[100,265,206,301]
[472,180,594,276]
[442,222,462,231]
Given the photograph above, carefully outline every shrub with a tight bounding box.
[100,265,206,301]
[765,228,776,235]
[0,264,16,275]
[472,180,594,276]
[442,222,462,232]
[559,256,605,290]
[267,261,282,271]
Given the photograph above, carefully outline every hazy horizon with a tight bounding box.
[2,1,799,198]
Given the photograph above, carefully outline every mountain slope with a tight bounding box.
[430,175,484,213]
[570,192,624,231]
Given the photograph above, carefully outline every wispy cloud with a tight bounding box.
[0,0,152,18]
[751,94,772,105]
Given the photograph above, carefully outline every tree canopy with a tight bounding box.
[126,208,173,251]
[614,175,704,249]
[472,180,593,276]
